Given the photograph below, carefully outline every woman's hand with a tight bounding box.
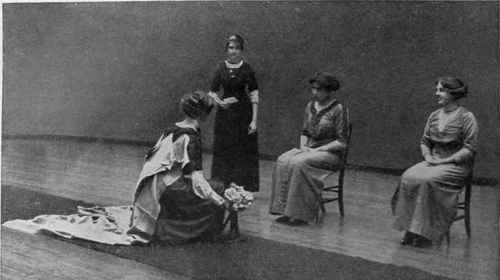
[219,100,231,109]
[424,154,437,165]
[300,146,317,152]
[144,148,156,160]
[219,97,238,109]
[248,121,257,134]
[208,92,227,108]
[425,155,448,165]
[222,200,232,209]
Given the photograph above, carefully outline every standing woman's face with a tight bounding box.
[311,82,331,103]
[226,41,242,63]
[435,82,454,106]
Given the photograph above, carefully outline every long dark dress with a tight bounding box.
[210,61,259,192]
[131,125,225,242]
[392,106,478,242]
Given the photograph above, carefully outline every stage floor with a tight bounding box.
[2,138,499,280]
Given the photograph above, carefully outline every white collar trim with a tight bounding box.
[224,60,244,69]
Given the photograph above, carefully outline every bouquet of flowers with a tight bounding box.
[224,183,254,211]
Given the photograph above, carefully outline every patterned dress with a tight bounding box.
[269,99,349,222]
[392,106,478,242]
[210,61,259,191]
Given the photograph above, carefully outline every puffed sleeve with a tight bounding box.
[210,64,223,93]
[462,111,479,153]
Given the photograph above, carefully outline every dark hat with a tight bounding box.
[225,34,244,50]
[309,72,340,91]
[435,77,468,99]
[180,91,213,119]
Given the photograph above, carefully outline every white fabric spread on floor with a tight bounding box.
[2,206,148,245]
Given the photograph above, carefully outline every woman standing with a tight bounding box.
[208,34,260,192]
[392,77,479,247]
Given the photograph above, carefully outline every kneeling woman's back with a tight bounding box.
[129,91,227,242]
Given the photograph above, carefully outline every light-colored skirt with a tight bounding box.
[392,161,470,242]
[269,148,342,222]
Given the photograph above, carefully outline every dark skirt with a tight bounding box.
[154,178,225,242]
[131,174,225,242]
[211,105,259,192]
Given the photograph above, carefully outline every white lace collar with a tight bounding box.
[224,59,244,69]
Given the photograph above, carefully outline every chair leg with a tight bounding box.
[316,203,326,224]
[445,230,450,244]
[338,188,344,217]
[464,184,471,238]
[464,205,471,238]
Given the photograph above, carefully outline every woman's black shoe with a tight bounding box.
[287,218,308,226]
[412,235,433,248]
[275,216,290,224]
[400,231,415,245]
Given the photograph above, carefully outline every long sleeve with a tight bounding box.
[461,112,479,153]
[191,171,225,205]
[448,112,479,164]
[332,104,348,145]
[420,115,433,149]
[301,102,312,137]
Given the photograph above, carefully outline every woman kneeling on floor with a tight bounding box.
[128,91,231,243]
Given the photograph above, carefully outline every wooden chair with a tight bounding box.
[315,123,353,223]
[445,171,473,243]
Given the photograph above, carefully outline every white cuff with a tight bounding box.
[249,90,259,103]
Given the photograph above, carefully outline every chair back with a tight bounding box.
[343,123,353,164]
[338,123,352,185]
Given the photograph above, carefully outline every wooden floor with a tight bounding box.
[2,138,499,280]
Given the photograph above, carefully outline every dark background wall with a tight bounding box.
[3,2,499,179]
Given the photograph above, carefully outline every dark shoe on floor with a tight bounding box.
[400,231,416,245]
[287,218,308,226]
[275,216,291,224]
[412,235,433,248]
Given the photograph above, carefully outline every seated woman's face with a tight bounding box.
[435,82,454,106]
[311,82,330,102]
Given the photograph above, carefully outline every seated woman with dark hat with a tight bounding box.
[128,90,230,242]
[269,72,349,225]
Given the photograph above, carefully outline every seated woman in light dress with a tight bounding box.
[269,72,349,225]
[128,91,230,243]
[392,77,478,247]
